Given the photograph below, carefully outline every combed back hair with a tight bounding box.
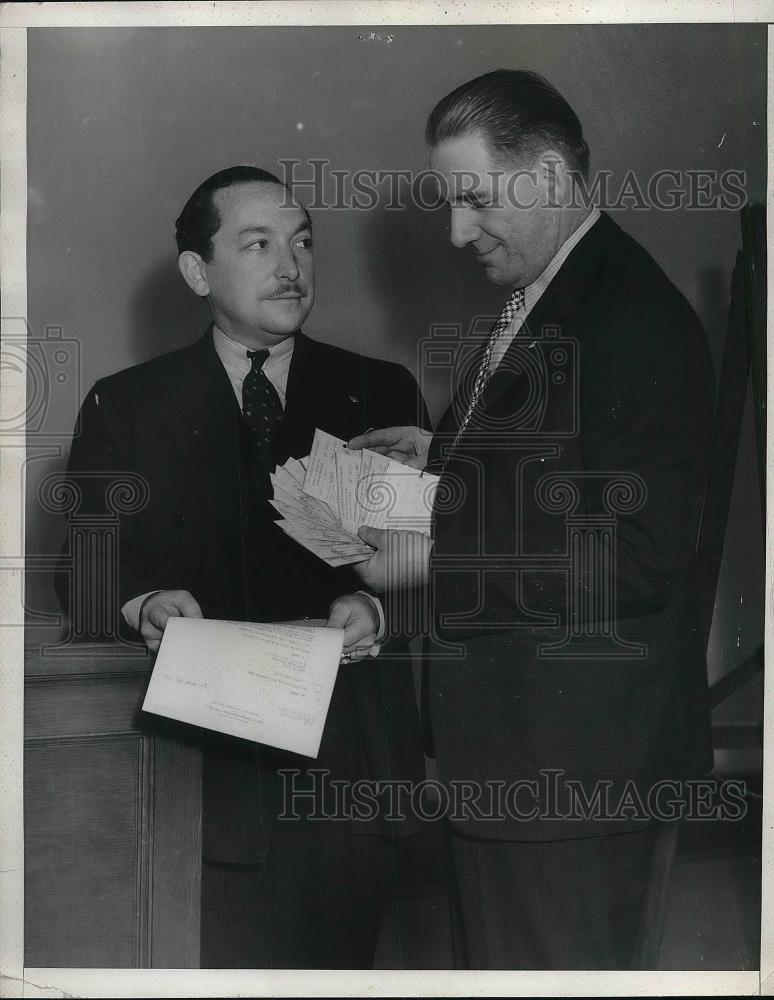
[426,69,590,179]
[175,165,288,261]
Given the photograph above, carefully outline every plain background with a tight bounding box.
[24,24,766,741]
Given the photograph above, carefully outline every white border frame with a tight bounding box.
[0,4,769,996]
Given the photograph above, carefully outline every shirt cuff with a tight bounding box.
[355,590,386,643]
[122,591,161,633]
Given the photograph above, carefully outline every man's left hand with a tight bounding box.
[327,593,381,661]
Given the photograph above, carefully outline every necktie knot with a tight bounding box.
[247,348,270,369]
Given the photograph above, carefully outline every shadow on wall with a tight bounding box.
[357,197,505,423]
[129,255,211,362]
[697,262,736,377]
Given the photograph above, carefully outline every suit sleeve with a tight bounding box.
[55,381,156,637]
[574,302,714,617]
[431,299,715,640]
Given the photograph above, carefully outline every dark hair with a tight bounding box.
[426,69,590,178]
[175,165,287,261]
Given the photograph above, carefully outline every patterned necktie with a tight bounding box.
[242,348,284,460]
[438,286,525,473]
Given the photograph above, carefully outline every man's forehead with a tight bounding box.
[214,181,308,228]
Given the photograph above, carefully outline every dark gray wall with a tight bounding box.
[25,25,765,709]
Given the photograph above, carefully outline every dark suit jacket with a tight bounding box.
[58,328,428,862]
[424,212,715,841]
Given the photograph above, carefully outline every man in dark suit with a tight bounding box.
[58,165,428,968]
[330,70,715,969]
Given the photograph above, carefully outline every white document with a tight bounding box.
[335,445,363,534]
[270,481,338,525]
[270,428,440,567]
[361,457,439,533]
[283,456,307,485]
[142,616,344,758]
[303,428,342,518]
[276,517,373,566]
[271,464,309,496]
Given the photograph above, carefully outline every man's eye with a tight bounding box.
[246,239,269,250]
[295,236,313,250]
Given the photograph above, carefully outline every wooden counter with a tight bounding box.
[24,637,202,967]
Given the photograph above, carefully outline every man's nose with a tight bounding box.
[275,245,300,281]
[449,206,480,248]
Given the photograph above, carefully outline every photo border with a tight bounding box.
[0,3,769,996]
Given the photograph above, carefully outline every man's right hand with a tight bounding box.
[348,425,433,470]
[139,589,203,653]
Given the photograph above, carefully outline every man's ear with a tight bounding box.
[178,251,210,297]
[535,149,570,208]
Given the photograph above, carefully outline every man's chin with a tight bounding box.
[262,302,313,333]
[483,264,514,286]
[480,256,527,286]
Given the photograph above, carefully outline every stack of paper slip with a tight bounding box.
[269,428,439,567]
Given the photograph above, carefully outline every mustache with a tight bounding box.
[268,282,307,297]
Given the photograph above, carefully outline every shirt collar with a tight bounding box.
[212,325,295,373]
[523,208,601,314]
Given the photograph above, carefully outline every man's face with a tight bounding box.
[201,181,314,343]
[430,131,564,288]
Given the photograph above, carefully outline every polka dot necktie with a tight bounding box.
[242,348,284,461]
[439,286,525,473]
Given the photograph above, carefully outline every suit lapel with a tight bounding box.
[274,332,368,458]
[151,327,242,519]
[151,329,367,496]
[432,213,611,449]
[477,213,610,419]
[273,331,319,459]
[428,318,492,464]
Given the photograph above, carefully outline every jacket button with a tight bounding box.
[172,513,186,526]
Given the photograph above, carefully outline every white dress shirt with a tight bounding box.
[212,325,295,408]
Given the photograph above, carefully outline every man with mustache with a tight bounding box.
[59,165,427,968]
[330,70,715,969]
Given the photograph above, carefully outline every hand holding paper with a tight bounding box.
[142,617,344,757]
[270,428,439,568]
[348,425,433,469]
[139,589,203,653]
[353,525,432,592]
[326,593,381,661]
